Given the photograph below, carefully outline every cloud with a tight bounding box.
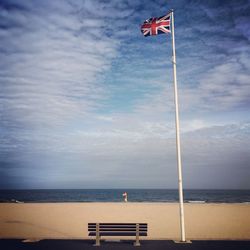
[126,1,250,116]
[2,120,248,189]
[0,0,124,131]
[0,0,250,189]
[197,56,250,109]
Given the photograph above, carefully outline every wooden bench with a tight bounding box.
[88,223,148,246]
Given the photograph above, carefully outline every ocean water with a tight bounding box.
[0,189,250,203]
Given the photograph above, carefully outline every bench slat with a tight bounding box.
[88,223,147,226]
[89,224,147,226]
[88,228,147,231]
[88,228,147,232]
[88,225,147,228]
[89,232,147,237]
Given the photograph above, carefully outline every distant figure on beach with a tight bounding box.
[122,192,128,202]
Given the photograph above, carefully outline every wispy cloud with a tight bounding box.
[127,0,250,116]
[0,0,125,130]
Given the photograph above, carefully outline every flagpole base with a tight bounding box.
[174,240,192,244]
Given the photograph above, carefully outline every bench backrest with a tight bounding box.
[88,223,147,234]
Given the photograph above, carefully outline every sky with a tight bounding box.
[0,0,250,189]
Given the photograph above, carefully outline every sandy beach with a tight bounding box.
[0,203,249,240]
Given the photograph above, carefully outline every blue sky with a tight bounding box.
[0,0,250,189]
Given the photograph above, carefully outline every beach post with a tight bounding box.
[170,9,186,242]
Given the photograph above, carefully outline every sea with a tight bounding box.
[0,189,250,203]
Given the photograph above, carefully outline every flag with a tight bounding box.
[141,13,171,37]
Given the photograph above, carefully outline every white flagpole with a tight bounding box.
[170,9,186,242]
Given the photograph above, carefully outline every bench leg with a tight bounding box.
[134,240,140,247]
[134,223,140,246]
[94,223,101,246]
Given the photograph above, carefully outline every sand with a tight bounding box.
[0,203,250,240]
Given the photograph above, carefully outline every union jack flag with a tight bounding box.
[141,13,171,37]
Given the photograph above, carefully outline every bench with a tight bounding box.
[88,223,148,246]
